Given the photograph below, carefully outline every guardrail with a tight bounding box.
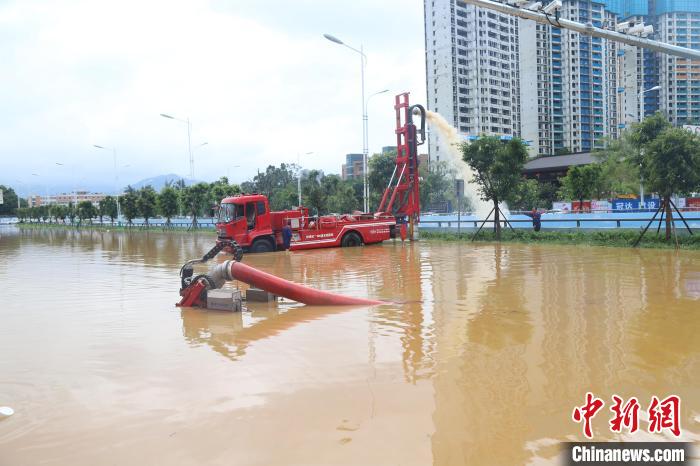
[3,220,218,229]
[7,216,700,230]
[420,217,700,230]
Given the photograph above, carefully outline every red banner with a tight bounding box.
[571,201,592,212]
[686,197,700,208]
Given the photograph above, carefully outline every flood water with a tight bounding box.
[1,226,699,465]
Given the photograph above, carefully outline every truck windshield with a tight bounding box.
[218,203,244,223]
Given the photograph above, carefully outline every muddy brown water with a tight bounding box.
[1,226,699,465]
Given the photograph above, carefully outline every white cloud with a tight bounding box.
[0,0,425,193]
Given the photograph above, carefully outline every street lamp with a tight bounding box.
[14,179,25,209]
[638,85,661,122]
[324,33,369,212]
[637,85,662,203]
[226,165,241,182]
[93,144,122,220]
[160,113,194,179]
[297,152,314,208]
[30,173,45,207]
[54,162,77,205]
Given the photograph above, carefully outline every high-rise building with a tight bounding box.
[341,153,364,180]
[654,2,700,126]
[425,0,700,160]
[521,1,621,154]
[425,0,521,161]
[425,0,621,160]
[609,0,700,128]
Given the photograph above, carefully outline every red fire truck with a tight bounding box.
[215,92,425,252]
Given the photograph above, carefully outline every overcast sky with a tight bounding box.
[1,0,426,194]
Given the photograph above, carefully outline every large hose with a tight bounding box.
[210,260,384,306]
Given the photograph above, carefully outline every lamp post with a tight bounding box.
[55,162,78,206]
[160,113,194,179]
[226,165,241,183]
[30,173,44,207]
[638,85,661,122]
[93,145,121,220]
[637,85,661,203]
[297,152,314,207]
[14,179,25,209]
[324,33,369,212]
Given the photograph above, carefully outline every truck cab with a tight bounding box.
[216,194,276,252]
[216,194,307,253]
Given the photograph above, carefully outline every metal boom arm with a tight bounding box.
[460,0,700,60]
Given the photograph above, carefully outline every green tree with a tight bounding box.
[100,196,118,224]
[270,184,298,211]
[209,177,241,203]
[48,204,59,223]
[137,186,157,226]
[368,151,396,210]
[66,202,76,224]
[323,175,361,214]
[301,170,326,215]
[629,112,672,162]
[39,205,50,223]
[642,127,700,240]
[16,207,29,222]
[593,135,640,197]
[507,178,543,211]
[121,188,139,226]
[559,164,602,212]
[30,206,41,223]
[0,186,20,216]
[77,201,96,224]
[157,186,179,226]
[180,182,211,228]
[461,136,528,239]
[52,205,68,223]
[419,161,453,212]
[251,164,297,200]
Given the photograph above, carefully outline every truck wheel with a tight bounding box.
[341,231,363,247]
[251,238,274,253]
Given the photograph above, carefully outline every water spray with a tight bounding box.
[424,111,492,217]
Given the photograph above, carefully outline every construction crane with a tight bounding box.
[460,0,700,60]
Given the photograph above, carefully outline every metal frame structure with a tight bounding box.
[461,0,700,60]
[378,93,425,238]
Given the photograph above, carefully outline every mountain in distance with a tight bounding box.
[128,174,202,191]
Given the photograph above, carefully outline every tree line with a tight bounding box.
[10,150,465,226]
[13,115,696,238]
[15,177,240,228]
[460,113,700,241]
[4,148,518,229]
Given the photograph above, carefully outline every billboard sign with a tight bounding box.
[571,201,592,212]
[686,197,700,208]
[683,125,700,135]
[552,201,571,211]
[591,200,611,211]
[612,199,660,211]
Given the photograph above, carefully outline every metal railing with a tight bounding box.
[420,217,700,230]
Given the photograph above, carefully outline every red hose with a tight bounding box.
[225,261,383,306]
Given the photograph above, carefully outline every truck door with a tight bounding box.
[245,202,256,230]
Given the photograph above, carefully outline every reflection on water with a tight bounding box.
[1,226,699,465]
